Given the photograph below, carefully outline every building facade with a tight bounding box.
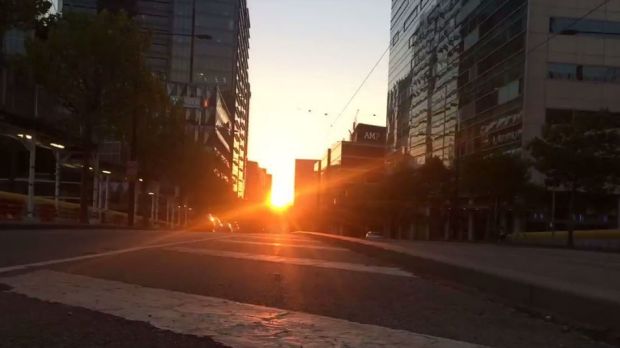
[245,161,271,203]
[388,0,528,166]
[62,0,251,197]
[388,0,620,234]
[316,123,387,236]
[388,0,620,165]
[293,159,318,229]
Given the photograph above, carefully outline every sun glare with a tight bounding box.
[269,189,292,211]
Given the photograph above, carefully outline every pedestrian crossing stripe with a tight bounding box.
[0,270,487,348]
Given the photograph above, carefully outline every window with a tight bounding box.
[497,80,520,104]
[463,27,479,51]
[550,17,620,38]
[548,63,620,83]
[392,31,401,47]
[548,63,578,80]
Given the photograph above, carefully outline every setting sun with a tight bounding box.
[269,185,293,211]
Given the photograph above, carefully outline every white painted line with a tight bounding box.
[0,270,485,348]
[214,239,348,251]
[166,247,415,277]
[236,233,317,243]
[0,235,229,275]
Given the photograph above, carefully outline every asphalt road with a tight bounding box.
[0,229,613,348]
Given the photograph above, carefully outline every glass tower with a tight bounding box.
[387,0,528,165]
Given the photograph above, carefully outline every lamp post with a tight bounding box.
[50,142,65,211]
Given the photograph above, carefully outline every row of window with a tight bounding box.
[548,63,620,83]
[550,17,620,38]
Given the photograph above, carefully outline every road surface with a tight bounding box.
[0,229,611,347]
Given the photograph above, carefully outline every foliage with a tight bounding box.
[528,113,620,193]
[461,154,530,203]
[24,10,153,222]
[0,0,52,37]
[528,111,620,246]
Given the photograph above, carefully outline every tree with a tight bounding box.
[25,10,152,223]
[461,154,530,239]
[0,0,51,38]
[528,111,620,247]
[371,157,452,239]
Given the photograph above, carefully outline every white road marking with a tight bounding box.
[237,233,317,243]
[214,239,348,251]
[0,235,229,275]
[0,270,485,348]
[166,247,415,277]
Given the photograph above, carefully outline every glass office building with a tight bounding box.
[166,0,251,198]
[63,0,251,197]
[387,0,528,165]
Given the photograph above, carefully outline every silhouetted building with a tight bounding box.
[293,159,318,230]
[245,161,271,204]
[316,123,387,236]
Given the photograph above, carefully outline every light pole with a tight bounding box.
[50,142,65,211]
[16,133,36,221]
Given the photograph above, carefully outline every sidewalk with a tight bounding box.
[297,231,620,334]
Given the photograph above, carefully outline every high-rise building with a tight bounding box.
[388,0,620,167]
[62,0,251,197]
[388,0,528,165]
[165,0,251,199]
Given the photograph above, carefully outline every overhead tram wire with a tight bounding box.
[329,45,390,129]
[323,0,610,144]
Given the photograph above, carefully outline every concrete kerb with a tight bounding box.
[296,231,620,338]
[0,223,178,231]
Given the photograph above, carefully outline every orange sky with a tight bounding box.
[246,0,390,205]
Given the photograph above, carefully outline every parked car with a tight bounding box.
[365,231,384,240]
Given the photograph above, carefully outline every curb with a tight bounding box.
[0,223,163,231]
[297,231,620,336]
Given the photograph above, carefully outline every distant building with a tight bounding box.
[245,161,271,204]
[293,159,318,229]
[316,123,387,236]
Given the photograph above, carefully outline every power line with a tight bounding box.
[526,0,611,55]
[328,0,610,135]
[330,45,390,128]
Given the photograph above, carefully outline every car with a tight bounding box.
[365,231,384,240]
[204,214,223,232]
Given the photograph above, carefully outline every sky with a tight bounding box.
[246,0,390,205]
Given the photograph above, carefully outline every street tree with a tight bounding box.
[460,154,531,239]
[25,10,151,223]
[0,0,51,38]
[528,111,620,247]
[372,157,452,238]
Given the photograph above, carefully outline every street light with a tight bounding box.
[50,142,65,149]
[102,170,112,175]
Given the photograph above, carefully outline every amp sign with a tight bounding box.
[363,131,381,142]
[354,123,386,145]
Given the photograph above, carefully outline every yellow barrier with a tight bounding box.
[510,230,620,241]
